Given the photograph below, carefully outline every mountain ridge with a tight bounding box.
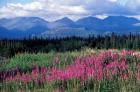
[0,16,140,39]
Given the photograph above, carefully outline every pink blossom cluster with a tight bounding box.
[5,50,140,84]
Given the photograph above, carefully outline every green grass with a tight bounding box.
[1,78,140,92]
[0,49,97,71]
[1,49,140,92]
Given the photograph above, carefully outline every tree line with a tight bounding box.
[0,33,140,57]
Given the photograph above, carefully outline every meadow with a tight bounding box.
[1,49,140,92]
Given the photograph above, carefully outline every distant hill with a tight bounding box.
[76,16,103,29]
[48,17,78,29]
[0,17,49,39]
[0,16,140,39]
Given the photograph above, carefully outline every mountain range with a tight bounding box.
[0,16,140,39]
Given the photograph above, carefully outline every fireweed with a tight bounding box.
[1,50,140,91]
[4,50,140,81]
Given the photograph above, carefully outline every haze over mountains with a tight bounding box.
[0,16,140,39]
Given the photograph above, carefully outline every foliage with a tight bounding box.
[0,49,96,71]
[1,50,140,92]
[0,33,140,58]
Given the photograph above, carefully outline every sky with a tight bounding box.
[0,0,140,21]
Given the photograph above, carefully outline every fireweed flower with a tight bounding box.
[4,50,140,85]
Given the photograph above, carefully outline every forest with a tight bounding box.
[1,33,140,92]
[0,33,140,58]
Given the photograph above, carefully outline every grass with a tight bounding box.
[0,48,97,71]
[1,77,140,92]
[1,49,140,92]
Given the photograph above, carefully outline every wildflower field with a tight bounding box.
[1,49,140,92]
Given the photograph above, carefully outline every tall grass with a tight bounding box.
[1,49,140,92]
[0,49,97,71]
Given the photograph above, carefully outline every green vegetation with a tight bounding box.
[0,34,140,58]
[0,49,140,92]
[0,34,140,92]
[0,49,97,71]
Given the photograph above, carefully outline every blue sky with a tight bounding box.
[0,0,33,7]
[0,0,140,21]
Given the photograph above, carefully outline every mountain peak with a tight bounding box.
[76,16,102,28]
[77,16,101,21]
[61,17,71,20]
[48,17,77,28]
[55,17,74,23]
[0,17,49,31]
[76,16,102,24]
[104,16,139,21]
[106,16,127,18]
[104,16,140,25]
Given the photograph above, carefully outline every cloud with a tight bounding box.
[109,0,117,3]
[0,0,140,21]
[10,2,43,11]
[0,1,43,18]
